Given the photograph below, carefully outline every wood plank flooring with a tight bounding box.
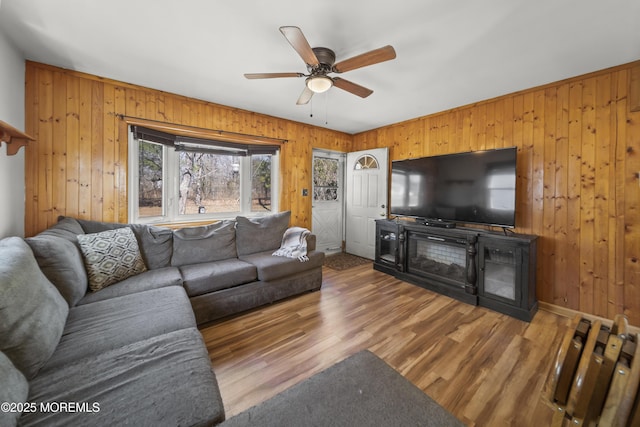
[200,262,569,426]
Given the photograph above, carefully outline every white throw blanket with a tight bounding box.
[272,227,310,262]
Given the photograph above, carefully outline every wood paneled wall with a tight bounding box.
[24,61,352,236]
[354,61,640,324]
[24,60,640,323]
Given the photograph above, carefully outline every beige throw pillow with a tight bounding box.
[77,227,147,291]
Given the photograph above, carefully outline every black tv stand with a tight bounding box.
[374,219,538,321]
[423,218,456,228]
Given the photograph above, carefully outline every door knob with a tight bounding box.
[381,204,386,209]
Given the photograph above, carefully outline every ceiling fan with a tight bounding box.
[244,26,396,105]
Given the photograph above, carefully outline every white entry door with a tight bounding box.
[311,150,345,254]
[345,148,388,259]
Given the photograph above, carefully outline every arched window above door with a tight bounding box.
[354,154,379,170]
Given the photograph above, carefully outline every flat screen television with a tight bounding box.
[390,147,517,228]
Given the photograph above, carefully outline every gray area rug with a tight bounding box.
[220,350,465,427]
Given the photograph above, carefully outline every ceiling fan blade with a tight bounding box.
[296,87,314,105]
[244,72,305,79]
[332,77,373,98]
[279,26,319,67]
[333,45,396,73]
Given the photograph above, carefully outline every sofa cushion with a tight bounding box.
[236,211,291,256]
[26,234,88,307]
[171,220,237,266]
[42,216,86,241]
[76,267,183,305]
[75,218,174,270]
[21,328,225,427]
[180,259,257,297]
[75,217,126,234]
[239,250,325,281]
[77,227,147,291]
[0,237,69,380]
[0,351,29,427]
[41,286,196,371]
[130,224,173,269]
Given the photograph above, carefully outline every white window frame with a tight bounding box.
[128,128,279,224]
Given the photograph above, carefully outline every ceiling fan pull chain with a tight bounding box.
[325,92,329,125]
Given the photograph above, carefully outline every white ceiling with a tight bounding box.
[1,0,639,134]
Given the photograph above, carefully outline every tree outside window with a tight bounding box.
[313,157,339,201]
[178,152,241,214]
[138,141,163,218]
[132,135,278,223]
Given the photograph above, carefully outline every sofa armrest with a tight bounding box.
[306,234,317,252]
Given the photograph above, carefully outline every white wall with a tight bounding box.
[0,7,26,238]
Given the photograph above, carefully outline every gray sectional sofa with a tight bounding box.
[0,211,324,426]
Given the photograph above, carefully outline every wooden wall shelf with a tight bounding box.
[0,120,35,156]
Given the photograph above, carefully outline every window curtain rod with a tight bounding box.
[132,126,279,156]
[118,115,288,146]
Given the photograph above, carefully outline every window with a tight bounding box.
[313,157,339,201]
[177,151,241,215]
[138,140,164,218]
[129,126,279,223]
[354,154,378,170]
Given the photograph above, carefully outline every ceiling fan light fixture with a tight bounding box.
[306,76,333,93]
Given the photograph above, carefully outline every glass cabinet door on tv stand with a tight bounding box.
[374,220,401,275]
[477,234,538,321]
